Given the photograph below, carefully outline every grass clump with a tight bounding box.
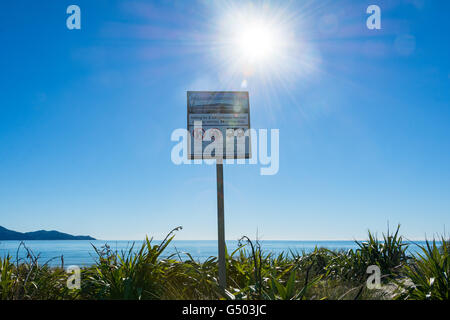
[396,238,449,300]
[80,227,181,300]
[0,242,74,300]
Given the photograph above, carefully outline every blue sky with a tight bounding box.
[0,0,449,240]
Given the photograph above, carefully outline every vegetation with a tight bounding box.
[0,225,448,300]
[395,238,449,300]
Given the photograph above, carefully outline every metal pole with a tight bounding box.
[216,161,227,290]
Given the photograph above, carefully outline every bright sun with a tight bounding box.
[211,2,317,88]
[218,8,291,73]
[236,21,278,63]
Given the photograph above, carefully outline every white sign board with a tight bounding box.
[187,91,251,159]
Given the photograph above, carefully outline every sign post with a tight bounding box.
[216,161,226,290]
[187,91,251,291]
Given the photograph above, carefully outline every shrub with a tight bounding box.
[327,225,409,284]
[81,227,181,300]
[397,238,449,300]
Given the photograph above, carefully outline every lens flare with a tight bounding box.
[207,1,320,92]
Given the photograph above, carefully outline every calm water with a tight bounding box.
[0,240,431,267]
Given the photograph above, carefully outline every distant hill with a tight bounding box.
[0,226,95,240]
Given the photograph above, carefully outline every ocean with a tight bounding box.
[0,240,430,267]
